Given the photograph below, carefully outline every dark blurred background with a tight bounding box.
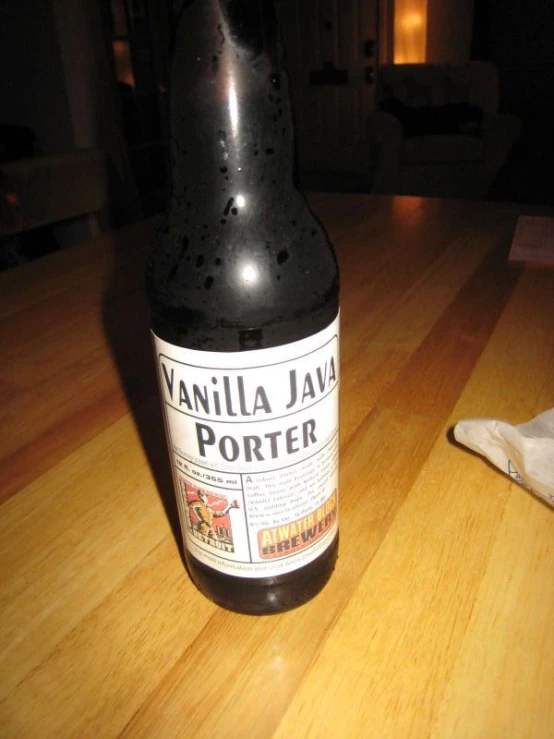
[1,0,553,267]
[470,0,554,206]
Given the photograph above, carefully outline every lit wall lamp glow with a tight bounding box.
[401,12,424,31]
[394,0,427,63]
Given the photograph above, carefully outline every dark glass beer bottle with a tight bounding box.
[147,0,339,614]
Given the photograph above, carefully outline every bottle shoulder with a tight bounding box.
[147,197,339,350]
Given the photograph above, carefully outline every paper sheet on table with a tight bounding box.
[453,409,554,508]
[508,215,554,268]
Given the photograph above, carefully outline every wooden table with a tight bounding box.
[1,194,553,738]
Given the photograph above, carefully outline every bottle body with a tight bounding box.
[148,0,339,614]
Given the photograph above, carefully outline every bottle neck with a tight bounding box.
[169,0,297,213]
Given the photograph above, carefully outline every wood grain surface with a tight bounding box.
[1,194,553,738]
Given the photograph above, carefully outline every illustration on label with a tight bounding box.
[154,314,340,578]
[181,479,240,553]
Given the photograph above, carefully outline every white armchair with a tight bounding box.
[368,63,521,199]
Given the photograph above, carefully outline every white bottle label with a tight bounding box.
[153,313,339,578]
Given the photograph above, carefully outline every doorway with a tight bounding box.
[278,0,391,187]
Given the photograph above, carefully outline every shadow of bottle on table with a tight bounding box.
[102,218,184,561]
